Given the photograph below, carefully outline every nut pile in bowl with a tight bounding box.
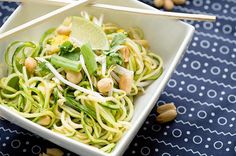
[154,0,186,10]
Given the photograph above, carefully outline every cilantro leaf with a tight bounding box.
[106,52,123,67]
[59,41,80,61]
[59,41,73,55]
[103,33,126,67]
[110,33,127,47]
[61,48,80,61]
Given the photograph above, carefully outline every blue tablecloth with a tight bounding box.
[0,0,236,155]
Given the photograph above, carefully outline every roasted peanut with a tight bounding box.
[46,148,64,156]
[97,78,113,93]
[39,153,49,156]
[119,74,133,94]
[156,102,177,124]
[156,109,177,124]
[154,0,164,8]
[156,102,176,114]
[37,116,51,126]
[57,25,71,36]
[172,0,186,5]
[154,0,186,10]
[120,47,130,62]
[66,71,82,84]
[25,57,37,74]
[164,0,174,10]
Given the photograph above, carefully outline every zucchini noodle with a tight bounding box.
[0,12,163,153]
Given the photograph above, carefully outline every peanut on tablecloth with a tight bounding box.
[154,0,186,10]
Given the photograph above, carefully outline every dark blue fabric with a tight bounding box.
[0,0,236,155]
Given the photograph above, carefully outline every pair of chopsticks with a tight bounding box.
[0,0,216,40]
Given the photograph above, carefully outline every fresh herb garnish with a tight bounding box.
[106,52,123,67]
[110,33,127,47]
[61,49,80,61]
[103,33,127,67]
[59,41,74,55]
[53,88,59,104]
[59,41,80,61]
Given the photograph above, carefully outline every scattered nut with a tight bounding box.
[156,109,177,124]
[119,74,133,94]
[154,0,164,8]
[164,0,174,11]
[172,0,186,5]
[154,0,186,10]
[37,116,51,126]
[156,102,177,124]
[156,102,176,114]
[39,153,49,156]
[25,57,37,74]
[57,25,71,36]
[97,78,113,93]
[46,148,64,156]
[66,71,83,84]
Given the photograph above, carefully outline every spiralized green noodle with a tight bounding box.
[0,12,163,152]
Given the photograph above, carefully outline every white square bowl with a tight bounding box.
[0,0,195,156]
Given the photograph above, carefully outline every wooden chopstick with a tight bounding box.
[92,3,216,22]
[0,0,216,40]
[0,0,89,40]
[2,0,216,22]
[1,0,74,6]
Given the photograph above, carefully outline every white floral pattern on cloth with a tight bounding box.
[0,0,236,156]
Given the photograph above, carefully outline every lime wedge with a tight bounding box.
[71,16,109,50]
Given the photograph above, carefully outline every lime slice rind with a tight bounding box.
[71,17,109,50]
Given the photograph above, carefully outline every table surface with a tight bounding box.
[0,0,236,156]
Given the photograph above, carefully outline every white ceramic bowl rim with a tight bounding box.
[0,1,195,156]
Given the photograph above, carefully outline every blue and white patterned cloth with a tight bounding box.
[0,0,236,155]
